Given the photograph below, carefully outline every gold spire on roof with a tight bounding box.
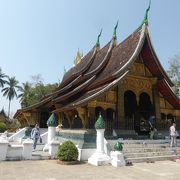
[74,49,83,66]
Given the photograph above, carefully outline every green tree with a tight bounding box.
[18,78,58,108]
[1,77,21,119]
[18,82,32,108]
[0,67,7,88]
[167,53,180,97]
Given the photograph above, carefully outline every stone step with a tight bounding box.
[6,156,22,161]
[124,151,174,158]
[125,155,176,163]
[32,151,51,160]
[113,140,180,145]
[122,144,180,148]
[123,147,180,153]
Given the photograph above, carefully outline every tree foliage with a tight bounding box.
[167,54,180,97]
[18,78,58,108]
[2,77,20,118]
[0,122,7,133]
[0,67,7,88]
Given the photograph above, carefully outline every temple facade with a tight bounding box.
[14,15,180,137]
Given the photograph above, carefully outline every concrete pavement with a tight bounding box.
[0,160,180,180]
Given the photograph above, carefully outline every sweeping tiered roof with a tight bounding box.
[14,21,180,119]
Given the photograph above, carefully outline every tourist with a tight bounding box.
[149,126,157,140]
[31,124,41,151]
[149,126,155,140]
[148,114,155,128]
[170,122,177,147]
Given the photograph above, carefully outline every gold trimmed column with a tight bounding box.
[117,84,125,129]
[152,85,161,129]
[64,111,73,129]
[57,112,63,125]
[77,107,88,129]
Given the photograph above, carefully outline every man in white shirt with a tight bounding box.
[170,122,177,147]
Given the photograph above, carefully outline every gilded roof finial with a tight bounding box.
[143,0,151,25]
[74,49,83,66]
[113,20,119,46]
[96,29,102,48]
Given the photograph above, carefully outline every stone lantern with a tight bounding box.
[88,114,111,166]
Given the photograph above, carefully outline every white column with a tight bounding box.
[48,127,56,144]
[88,129,110,166]
[96,129,105,153]
[49,140,59,158]
[43,126,56,152]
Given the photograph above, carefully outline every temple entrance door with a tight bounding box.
[124,90,137,130]
[138,92,153,134]
[40,112,49,128]
[105,108,114,136]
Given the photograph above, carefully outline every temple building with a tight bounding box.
[14,4,180,137]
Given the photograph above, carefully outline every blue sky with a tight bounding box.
[0,0,180,116]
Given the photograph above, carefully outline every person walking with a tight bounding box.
[31,124,41,151]
[170,122,177,147]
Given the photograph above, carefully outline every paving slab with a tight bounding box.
[0,160,180,180]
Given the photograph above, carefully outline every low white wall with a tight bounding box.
[22,139,33,160]
[0,140,9,161]
[6,145,23,160]
[78,148,96,161]
[8,128,26,142]
[0,139,33,161]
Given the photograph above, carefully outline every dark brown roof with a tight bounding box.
[157,79,180,109]
[14,23,180,118]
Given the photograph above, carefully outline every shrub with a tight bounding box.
[0,122,7,133]
[57,141,78,161]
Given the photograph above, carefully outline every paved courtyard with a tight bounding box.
[0,160,180,180]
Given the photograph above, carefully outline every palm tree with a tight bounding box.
[1,76,21,119]
[0,67,7,88]
[18,82,32,108]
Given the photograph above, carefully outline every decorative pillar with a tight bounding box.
[77,107,88,129]
[43,113,58,152]
[111,142,125,167]
[57,112,63,126]
[152,85,161,129]
[64,112,72,128]
[117,84,125,129]
[88,107,96,129]
[88,115,111,166]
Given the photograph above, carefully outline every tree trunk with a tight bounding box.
[8,100,11,120]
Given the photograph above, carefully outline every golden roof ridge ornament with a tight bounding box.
[74,49,83,66]
[96,29,103,48]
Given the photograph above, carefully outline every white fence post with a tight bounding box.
[22,139,33,160]
[0,140,9,161]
